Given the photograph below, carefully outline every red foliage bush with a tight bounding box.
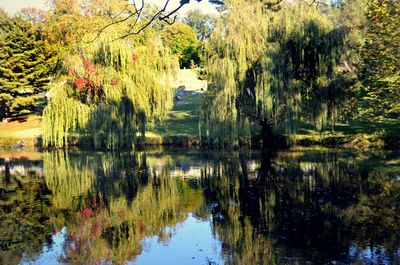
[80,208,94,219]
[83,59,96,74]
[74,77,88,91]
[91,219,103,238]
[139,221,146,234]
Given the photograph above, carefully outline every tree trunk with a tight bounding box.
[1,104,9,122]
[260,119,275,149]
[5,160,11,184]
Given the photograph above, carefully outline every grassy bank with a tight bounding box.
[0,115,41,148]
[292,119,400,149]
[1,112,398,151]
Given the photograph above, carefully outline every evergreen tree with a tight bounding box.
[360,0,400,119]
[0,11,53,120]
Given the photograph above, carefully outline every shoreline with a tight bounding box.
[1,131,399,151]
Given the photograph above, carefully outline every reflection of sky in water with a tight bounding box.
[3,150,400,265]
[132,213,223,265]
[18,215,223,265]
[15,218,400,265]
[20,227,67,265]
[348,245,396,265]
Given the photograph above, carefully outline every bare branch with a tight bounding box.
[300,0,330,7]
[85,2,144,43]
[126,0,145,33]
[159,2,186,21]
[112,0,188,42]
[87,0,192,43]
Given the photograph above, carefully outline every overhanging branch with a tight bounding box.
[88,0,194,43]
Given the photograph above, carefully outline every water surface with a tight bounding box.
[1,149,399,264]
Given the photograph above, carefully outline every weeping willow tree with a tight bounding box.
[65,177,202,265]
[42,24,178,149]
[201,0,346,147]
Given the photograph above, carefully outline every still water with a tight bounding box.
[1,149,399,265]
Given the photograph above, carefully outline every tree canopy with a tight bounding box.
[1,0,397,150]
[0,10,55,120]
[201,0,348,146]
[42,3,179,149]
[360,0,400,119]
[161,22,202,68]
[183,9,217,42]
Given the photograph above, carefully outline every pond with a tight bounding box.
[1,149,399,265]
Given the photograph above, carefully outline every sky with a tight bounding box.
[0,0,218,15]
[150,0,218,15]
[0,0,48,14]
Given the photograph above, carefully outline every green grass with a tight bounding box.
[151,94,202,137]
[292,119,400,149]
[146,69,206,144]
[0,116,42,147]
[295,119,398,135]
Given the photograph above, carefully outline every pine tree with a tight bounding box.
[0,12,53,120]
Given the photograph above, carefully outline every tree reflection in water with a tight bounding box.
[202,150,400,264]
[0,157,52,265]
[42,151,205,264]
[0,149,399,264]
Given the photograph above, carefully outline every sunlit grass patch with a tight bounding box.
[293,119,400,149]
[0,115,41,138]
[149,70,204,139]
[0,115,42,147]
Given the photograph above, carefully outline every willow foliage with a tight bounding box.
[43,27,178,149]
[202,0,346,146]
[42,151,204,264]
[43,151,94,209]
[42,85,90,148]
